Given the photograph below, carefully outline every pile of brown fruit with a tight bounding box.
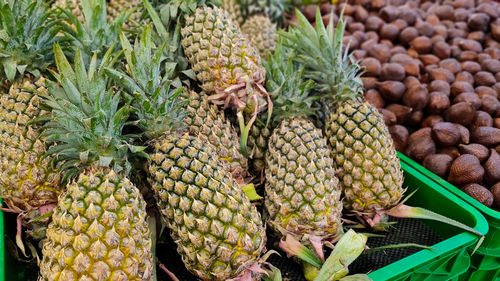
[291,0,500,210]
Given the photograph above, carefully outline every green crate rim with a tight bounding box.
[398,152,500,221]
[0,198,4,281]
[367,152,488,280]
[399,152,500,257]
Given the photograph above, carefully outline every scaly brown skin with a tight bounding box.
[148,132,266,281]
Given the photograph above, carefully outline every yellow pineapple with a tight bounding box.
[106,27,268,280]
[282,10,404,225]
[0,0,62,216]
[38,46,154,280]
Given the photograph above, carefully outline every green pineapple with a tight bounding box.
[282,10,404,223]
[52,0,83,22]
[263,42,342,267]
[0,0,62,215]
[241,15,278,58]
[107,0,143,29]
[239,0,288,23]
[247,117,271,173]
[221,0,245,25]
[181,90,248,182]
[38,46,153,280]
[106,27,267,280]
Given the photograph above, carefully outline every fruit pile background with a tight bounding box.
[289,0,500,211]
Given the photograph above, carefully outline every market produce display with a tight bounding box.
[291,0,499,211]
[0,0,493,280]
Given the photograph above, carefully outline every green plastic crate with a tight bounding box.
[399,152,500,281]
[0,154,489,281]
[367,153,488,281]
[0,199,4,281]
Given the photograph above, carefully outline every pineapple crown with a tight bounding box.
[143,0,194,88]
[41,44,144,181]
[239,0,289,23]
[280,8,364,103]
[264,40,316,126]
[0,0,61,81]
[154,0,221,25]
[105,25,185,140]
[58,0,129,67]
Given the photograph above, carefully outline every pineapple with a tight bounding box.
[38,46,153,280]
[181,90,248,181]
[282,11,404,222]
[241,15,278,58]
[221,0,245,25]
[106,27,267,280]
[239,0,288,23]
[52,0,83,22]
[247,117,271,173]
[180,5,267,113]
[107,0,143,28]
[179,4,271,155]
[263,42,342,257]
[0,0,62,214]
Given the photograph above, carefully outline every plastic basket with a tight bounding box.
[399,152,500,281]
[0,154,489,281]
[365,153,488,281]
[0,199,4,281]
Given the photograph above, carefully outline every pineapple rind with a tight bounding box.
[221,0,245,26]
[107,0,142,28]
[182,90,248,180]
[39,166,153,281]
[326,101,404,213]
[0,77,62,212]
[241,15,278,59]
[52,0,83,22]
[149,132,266,280]
[247,119,271,173]
[265,118,342,240]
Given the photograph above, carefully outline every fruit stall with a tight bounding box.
[0,0,499,280]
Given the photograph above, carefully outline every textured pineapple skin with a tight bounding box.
[221,0,245,26]
[265,119,342,241]
[247,118,271,173]
[148,132,266,281]
[0,77,62,212]
[181,90,248,180]
[180,6,266,112]
[52,0,83,22]
[107,0,142,27]
[241,15,278,59]
[240,0,286,23]
[38,166,153,281]
[326,100,404,213]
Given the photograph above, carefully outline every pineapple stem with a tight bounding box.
[159,263,180,281]
[16,215,27,258]
[238,94,259,157]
